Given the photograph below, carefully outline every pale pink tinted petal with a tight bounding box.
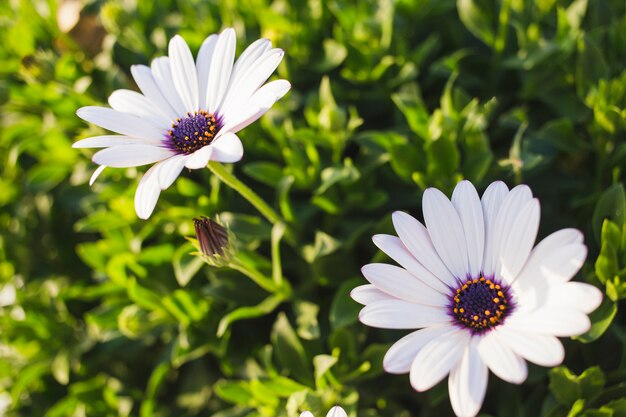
[185,146,213,169]
[517,280,602,313]
[423,187,470,280]
[384,325,454,374]
[513,229,586,291]
[477,330,527,384]
[496,198,540,284]
[451,181,485,278]
[210,132,244,163]
[448,338,488,417]
[220,79,291,134]
[73,135,164,148]
[219,48,284,116]
[135,163,163,220]
[361,263,448,307]
[89,165,106,186]
[108,89,169,126]
[409,329,470,391]
[326,407,347,417]
[350,284,396,305]
[130,64,178,120]
[196,34,218,110]
[392,211,457,287]
[481,181,509,276]
[219,38,272,113]
[372,234,450,294]
[506,307,590,336]
[497,326,564,367]
[487,184,532,279]
[358,300,450,329]
[92,145,174,168]
[206,28,236,113]
[168,35,199,112]
[151,57,187,117]
[77,107,165,139]
[157,154,188,189]
[542,282,602,314]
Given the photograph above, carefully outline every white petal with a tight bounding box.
[361,263,448,307]
[220,48,284,116]
[220,79,291,134]
[168,35,199,112]
[73,135,164,148]
[392,211,458,287]
[326,407,347,417]
[350,284,396,305]
[496,198,540,284]
[151,57,187,117]
[196,34,218,110]
[219,38,272,114]
[372,234,450,294]
[108,89,170,126]
[423,188,470,280]
[77,106,165,140]
[134,163,163,220]
[299,412,314,417]
[512,245,587,308]
[477,330,527,384]
[383,325,454,374]
[358,300,450,329]
[451,181,485,278]
[513,229,586,292]
[487,184,533,279]
[130,64,178,121]
[210,132,244,163]
[89,165,106,186]
[92,145,174,168]
[541,282,602,314]
[206,28,236,113]
[506,307,590,336]
[409,329,470,391]
[481,181,509,277]
[157,154,187,189]
[184,145,213,169]
[448,339,488,417]
[496,326,564,367]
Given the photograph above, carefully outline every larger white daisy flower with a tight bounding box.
[351,180,602,417]
[74,28,290,219]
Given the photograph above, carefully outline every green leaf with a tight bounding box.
[457,0,496,47]
[243,162,284,188]
[549,366,606,406]
[592,184,625,244]
[271,313,314,386]
[575,297,618,343]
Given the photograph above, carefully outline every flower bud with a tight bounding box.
[191,216,235,267]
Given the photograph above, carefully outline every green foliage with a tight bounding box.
[0,0,625,416]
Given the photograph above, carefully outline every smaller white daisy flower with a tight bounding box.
[74,28,290,219]
[352,180,603,417]
[300,406,347,417]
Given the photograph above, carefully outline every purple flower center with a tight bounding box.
[450,277,513,334]
[168,110,222,154]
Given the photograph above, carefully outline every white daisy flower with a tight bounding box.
[300,406,347,417]
[74,28,290,219]
[351,180,602,417]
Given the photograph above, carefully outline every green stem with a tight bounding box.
[208,161,295,244]
[228,258,279,293]
[208,161,283,225]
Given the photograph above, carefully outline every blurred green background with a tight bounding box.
[1,0,625,416]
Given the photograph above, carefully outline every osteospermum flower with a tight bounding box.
[300,406,347,417]
[74,28,290,219]
[351,180,602,417]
